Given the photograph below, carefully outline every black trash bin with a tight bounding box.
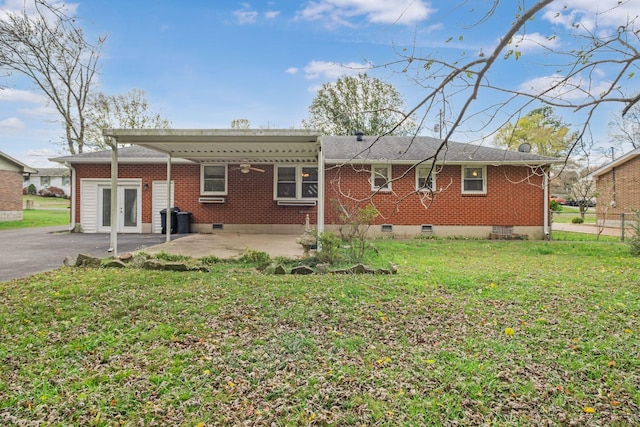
[160,207,179,234]
[176,211,192,234]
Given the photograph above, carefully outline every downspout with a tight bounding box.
[543,166,550,240]
[109,142,118,255]
[317,137,325,237]
[65,162,76,232]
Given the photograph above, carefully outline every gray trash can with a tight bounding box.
[160,207,179,234]
[177,211,192,234]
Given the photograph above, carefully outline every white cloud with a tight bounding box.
[0,88,46,104]
[507,32,560,52]
[303,60,371,79]
[233,7,258,25]
[0,0,79,22]
[542,0,640,32]
[26,148,60,167]
[0,117,25,130]
[518,74,613,102]
[285,67,299,75]
[307,84,323,94]
[265,10,280,19]
[296,0,434,27]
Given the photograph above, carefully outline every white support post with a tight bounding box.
[543,166,550,240]
[317,137,325,236]
[165,153,172,242]
[109,144,118,255]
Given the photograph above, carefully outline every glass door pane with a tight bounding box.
[102,188,111,227]
[123,188,138,227]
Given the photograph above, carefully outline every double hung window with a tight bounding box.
[276,165,318,199]
[201,165,227,195]
[371,165,391,191]
[462,166,486,194]
[416,165,436,191]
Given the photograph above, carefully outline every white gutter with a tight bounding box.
[317,137,325,235]
[543,166,550,239]
[109,144,118,255]
[65,163,76,232]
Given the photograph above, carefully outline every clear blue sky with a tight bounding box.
[1,0,638,166]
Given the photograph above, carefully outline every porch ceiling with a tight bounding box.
[102,129,321,163]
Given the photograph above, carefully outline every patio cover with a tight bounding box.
[101,129,324,255]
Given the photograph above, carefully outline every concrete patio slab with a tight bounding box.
[141,233,304,259]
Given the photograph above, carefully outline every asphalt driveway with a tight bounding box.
[0,226,174,282]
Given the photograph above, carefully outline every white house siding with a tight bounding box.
[23,168,71,195]
[152,181,175,233]
[80,179,100,233]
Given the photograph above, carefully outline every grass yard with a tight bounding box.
[0,209,70,230]
[0,239,639,425]
[552,206,597,224]
[0,196,70,231]
[22,195,71,210]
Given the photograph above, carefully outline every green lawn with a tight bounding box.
[1,239,639,425]
[0,196,71,230]
[23,195,71,210]
[0,209,70,230]
[552,206,597,224]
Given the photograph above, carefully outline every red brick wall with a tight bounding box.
[73,162,546,228]
[0,170,23,212]
[595,156,640,214]
[73,163,317,226]
[325,164,546,226]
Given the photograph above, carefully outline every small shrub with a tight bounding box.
[199,255,221,265]
[153,251,190,262]
[628,211,640,256]
[47,186,66,197]
[38,188,53,197]
[239,249,271,269]
[27,184,37,195]
[316,231,345,265]
[550,200,562,212]
[571,217,584,224]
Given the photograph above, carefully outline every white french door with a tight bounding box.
[98,185,141,233]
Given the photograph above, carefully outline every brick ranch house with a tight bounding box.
[590,146,640,221]
[51,129,561,239]
[0,150,37,222]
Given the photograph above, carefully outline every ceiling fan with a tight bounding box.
[234,163,265,174]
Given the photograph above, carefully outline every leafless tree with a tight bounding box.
[384,0,639,161]
[230,118,251,129]
[609,100,640,152]
[0,0,104,154]
[85,89,171,150]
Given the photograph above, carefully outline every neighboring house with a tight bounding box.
[0,151,37,222]
[590,146,640,218]
[51,129,561,239]
[23,167,71,195]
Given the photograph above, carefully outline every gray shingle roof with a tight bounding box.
[322,135,559,164]
[51,136,560,165]
[31,168,69,177]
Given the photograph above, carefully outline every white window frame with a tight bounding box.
[461,165,487,194]
[371,165,392,192]
[416,165,436,192]
[200,164,227,195]
[40,176,50,187]
[274,165,318,200]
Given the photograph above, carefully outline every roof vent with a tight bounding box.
[355,131,364,141]
[518,143,531,153]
